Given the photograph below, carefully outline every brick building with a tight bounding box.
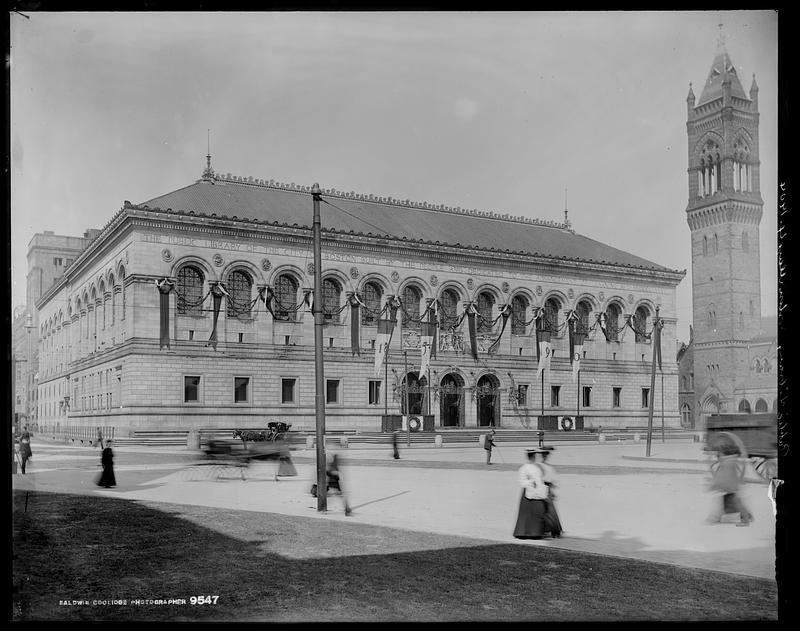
[681,41,777,427]
[33,156,685,436]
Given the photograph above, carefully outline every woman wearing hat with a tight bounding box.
[513,448,549,539]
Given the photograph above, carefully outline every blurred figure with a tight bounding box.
[706,447,752,526]
[17,426,33,475]
[326,453,352,516]
[94,427,104,449]
[392,430,400,459]
[483,429,497,465]
[96,439,117,488]
[540,447,563,538]
[513,448,549,539]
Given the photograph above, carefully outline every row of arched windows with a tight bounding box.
[752,357,774,374]
[173,265,654,339]
[738,398,773,413]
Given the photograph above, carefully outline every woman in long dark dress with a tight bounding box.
[97,439,117,488]
[540,448,563,538]
[513,449,549,539]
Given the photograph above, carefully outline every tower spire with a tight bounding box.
[202,129,215,182]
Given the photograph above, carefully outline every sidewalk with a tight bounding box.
[82,439,776,580]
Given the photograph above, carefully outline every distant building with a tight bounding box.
[34,157,685,435]
[681,40,778,427]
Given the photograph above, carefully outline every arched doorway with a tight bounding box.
[439,373,464,427]
[476,374,501,427]
[738,399,752,413]
[680,403,692,428]
[400,372,428,415]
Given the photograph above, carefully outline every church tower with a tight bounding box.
[686,31,764,418]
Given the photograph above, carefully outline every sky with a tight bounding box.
[9,10,779,341]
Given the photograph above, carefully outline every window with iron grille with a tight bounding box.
[634,305,649,343]
[517,384,528,406]
[323,278,341,324]
[641,387,650,408]
[274,274,298,321]
[477,292,494,333]
[361,281,383,326]
[544,297,560,334]
[227,270,252,317]
[551,385,560,407]
[439,288,460,329]
[511,295,528,335]
[177,266,204,316]
[605,303,621,342]
[582,386,592,408]
[368,380,381,405]
[402,285,422,330]
[613,387,622,408]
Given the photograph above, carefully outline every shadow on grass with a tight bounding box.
[12,490,777,623]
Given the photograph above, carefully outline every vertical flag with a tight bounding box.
[466,303,478,361]
[349,293,362,357]
[155,278,175,350]
[569,316,586,381]
[420,319,436,380]
[373,300,398,378]
[535,308,552,379]
[487,304,511,354]
[302,288,313,311]
[653,315,663,371]
[207,282,228,350]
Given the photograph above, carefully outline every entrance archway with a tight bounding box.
[400,372,428,415]
[476,374,501,427]
[755,398,768,412]
[439,373,464,427]
[738,399,752,413]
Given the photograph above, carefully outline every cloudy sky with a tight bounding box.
[10,10,778,340]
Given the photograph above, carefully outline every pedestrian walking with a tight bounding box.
[539,447,563,538]
[96,439,117,488]
[17,426,33,475]
[706,447,752,526]
[326,453,352,516]
[392,430,400,459]
[513,448,550,539]
[94,427,104,449]
[483,429,497,465]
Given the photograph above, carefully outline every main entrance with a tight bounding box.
[439,373,465,427]
[476,374,501,427]
[400,372,428,415]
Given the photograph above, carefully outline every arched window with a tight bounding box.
[702,235,708,256]
[362,281,383,326]
[177,266,205,316]
[322,278,342,324]
[742,231,749,252]
[511,295,529,335]
[753,359,761,373]
[682,376,687,390]
[477,292,494,333]
[605,303,621,342]
[109,274,116,325]
[634,305,649,343]
[99,281,107,331]
[575,300,591,336]
[713,233,719,254]
[681,404,692,428]
[119,268,126,320]
[544,297,560,335]
[439,288,460,330]
[227,270,253,317]
[402,285,422,330]
[755,399,768,413]
[738,399,752,413]
[763,358,771,373]
[274,273,299,321]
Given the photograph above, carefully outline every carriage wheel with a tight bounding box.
[753,457,778,481]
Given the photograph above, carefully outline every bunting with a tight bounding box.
[207,282,229,350]
[373,300,399,378]
[349,293,363,357]
[653,315,663,371]
[466,303,478,361]
[535,308,552,379]
[155,278,175,349]
[568,316,586,382]
[487,304,511,354]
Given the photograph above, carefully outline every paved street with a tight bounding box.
[14,437,777,580]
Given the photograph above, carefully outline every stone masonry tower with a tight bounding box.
[686,32,763,419]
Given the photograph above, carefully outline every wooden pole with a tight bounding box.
[645,308,660,457]
[311,184,327,511]
[661,371,665,442]
[404,351,411,447]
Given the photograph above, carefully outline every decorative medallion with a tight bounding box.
[599,291,605,302]
[501,282,510,293]
[403,329,421,349]
[161,248,173,262]
[307,262,315,275]
[536,285,543,296]
[568,288,574,300]
[628,294,635,304]
[430,274,439,287]
[212,253,224,267]
[261,258,272,271]
[466,278,474,290]
[391,271,400,283]
[350,266,360,279]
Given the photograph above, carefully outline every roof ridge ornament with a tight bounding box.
[201,129,215,182]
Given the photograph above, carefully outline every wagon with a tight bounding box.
[705,412,778,480]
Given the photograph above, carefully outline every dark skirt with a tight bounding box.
[513,493,547,538]
[97,464,116,488]
[544,499,563,536]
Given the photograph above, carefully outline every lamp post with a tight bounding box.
[311,183,327,512]
[24,314,34,425]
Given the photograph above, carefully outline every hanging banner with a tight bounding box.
[466,304,478,361]
[206,283,228,350]
[569,318,586,382]
[535,309,552,378]
[349,293,362,357]
[654,317,663,371]
[487,304,511,354]
[428,300,438,359]
[155,278,175,350]
[302,289,314,312]
[373,302,398,378]
[420,320,436,379]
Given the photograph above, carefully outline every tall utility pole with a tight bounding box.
[311,183,327,511]
[645,307,660,457]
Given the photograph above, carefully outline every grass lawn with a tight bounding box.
[12,490,778,622]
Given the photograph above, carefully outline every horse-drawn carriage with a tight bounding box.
[704,412,778,480]
[182,422,297,481]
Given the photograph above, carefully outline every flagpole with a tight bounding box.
[311,183,327,511]
[577,369,581,418]
[645,307,660,457]
[541,368,545,419]
[661,372,665,443]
